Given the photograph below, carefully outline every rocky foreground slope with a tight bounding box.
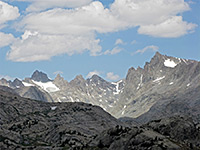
[0,52,200,124]
[0,90,200,150]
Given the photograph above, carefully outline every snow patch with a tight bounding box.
[51,106,57,110]
[164,59,177,68]
[153,76,165,83]
[69,96,74,102]
[57,98,62,102]
[187,83,190,87]
[169,82,174,85]
[112,80,123,95]
[32,80,60,93]
[137,75,143,90]
[182,59,188,64]
[121,110,125,115]
[22,82,34,87]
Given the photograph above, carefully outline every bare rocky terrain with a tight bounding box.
[0,89,200,150]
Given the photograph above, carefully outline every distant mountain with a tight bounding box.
[31,70,51,82]
[0,52,200,124]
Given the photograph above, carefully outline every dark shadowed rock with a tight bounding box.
[31,70,51,82]
[0,90,123,149]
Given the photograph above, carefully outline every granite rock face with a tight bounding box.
[143,115,200,148]
[0,90,123,149]
[0,90,200,150]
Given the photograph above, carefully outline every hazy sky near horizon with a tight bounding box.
[0,0,199,81]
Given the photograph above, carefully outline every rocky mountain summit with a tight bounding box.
[0,90,200,150]
[31,70,51,82]
[0,52,200,124]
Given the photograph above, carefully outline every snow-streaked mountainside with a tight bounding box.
[1,52,200,123]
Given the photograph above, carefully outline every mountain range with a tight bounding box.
[1,52,200,124]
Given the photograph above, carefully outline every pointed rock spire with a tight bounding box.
[31,70,51,83]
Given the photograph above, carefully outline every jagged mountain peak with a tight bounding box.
[31,70,51,83]
[89,74,106,83]
[53,74,69,89]
[70,75,85,86]
[54,74,64,81]
[148,52,166,67]
[12,78,23,87]
[0,78,8,83]
[74,74,85,81]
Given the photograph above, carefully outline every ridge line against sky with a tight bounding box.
[0,0,199,81]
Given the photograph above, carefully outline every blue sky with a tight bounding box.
[0,0,199,81]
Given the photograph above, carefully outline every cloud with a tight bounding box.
[104,47,122,55]
[115,38,125,45]
[86,70,101,78]
[0,1,20,27]
[5,0,197,62]
[0,32,16,48]
[53,71,63,75]
[110,0,190,25]
[131,40,137,45]
[138,16,197,38]
[15,0,92,12]
[106,72,120,81]
[7,31,102,62]
[17,2,125,34]
[0,75,14,81]
[134,45,159,54]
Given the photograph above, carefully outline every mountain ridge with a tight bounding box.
[0,52,200,124]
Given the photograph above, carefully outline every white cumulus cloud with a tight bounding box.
[0,32,16,48]
[86,70,101,78]
[7,31,101,62]
[106,72,120,81]
[138,16,197,38]
[110,0,190,26]
[4,0,197,62]
[0,1,20,27]
[14,0,92,12]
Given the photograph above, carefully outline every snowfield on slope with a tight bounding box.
[32,80,60,93]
